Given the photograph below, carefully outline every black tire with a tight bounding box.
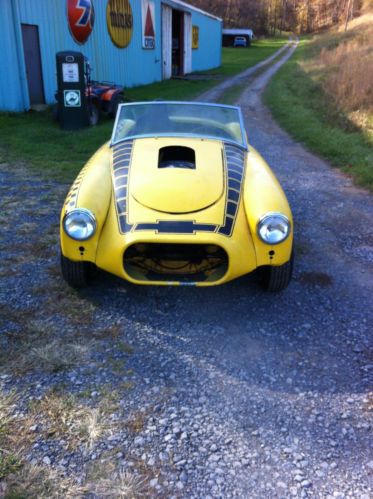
[258,251,294,292]
[108,94,124,119]
[60,253,94,288]
[88,103,100,126]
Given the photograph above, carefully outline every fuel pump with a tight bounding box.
[56,51,89,130]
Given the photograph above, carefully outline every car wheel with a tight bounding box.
[60,253,94,288]
[88,103,100,126]
[258,251,294,292]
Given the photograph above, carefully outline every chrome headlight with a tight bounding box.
[63,208,96,241]
[257,213,291,245]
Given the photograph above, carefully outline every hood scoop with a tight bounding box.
[158,146,196,170]
[129,138,224,214]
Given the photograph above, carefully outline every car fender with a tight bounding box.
[60,143,112,263]
[243,146,293,266]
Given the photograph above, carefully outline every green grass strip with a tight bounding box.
[264,38,373,191]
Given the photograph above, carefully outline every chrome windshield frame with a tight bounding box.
[110,101,248,151]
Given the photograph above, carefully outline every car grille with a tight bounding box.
[124,243,228,283]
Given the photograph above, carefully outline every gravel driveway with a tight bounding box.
[0,44,372,498]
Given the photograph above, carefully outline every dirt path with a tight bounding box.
[1,46,372,498]
[197,41,294,103]
[238,44,373,293]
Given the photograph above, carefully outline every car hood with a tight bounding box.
[128,137,225,214]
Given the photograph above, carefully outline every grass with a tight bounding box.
[0,38,288,183]
[0,110,113,183]
[2,464,88,499]
[264,34,373,191]
[218,44,292,105]
[0,318,94,375]
[217,82,248,105]
[218,38,289,76]
[0,392,23,480]
[0,382,151,497]
[29,389,108,450]
[86,460,150,498]
[0,390,34,487]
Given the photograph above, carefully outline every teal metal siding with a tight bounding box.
[0,1,28,111]
[1,0,222,112]
[16,0,163,105]
[190,11,222,72]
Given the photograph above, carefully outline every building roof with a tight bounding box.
[223,29,253,35]
[164,0,222,22]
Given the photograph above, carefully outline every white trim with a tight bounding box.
[184,12,192,74]
[162,4,172,79]
[162,0,222,22]
[223,29,254,37]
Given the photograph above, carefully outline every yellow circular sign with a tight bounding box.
[106,0,133,48]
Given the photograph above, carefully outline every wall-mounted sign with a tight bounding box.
[192,25,199,49]
[64,90,81,107]
[142,0,155,49]
[106,0,133,48]
[67,0,95,45]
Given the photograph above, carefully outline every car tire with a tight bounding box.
[60,253,94,288]
[258,251,294,292]
[88,103,100,126]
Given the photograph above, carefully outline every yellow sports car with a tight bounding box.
[60,102,293,291]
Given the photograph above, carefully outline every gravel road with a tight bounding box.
[1,44,372,498]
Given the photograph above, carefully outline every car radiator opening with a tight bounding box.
[124,243,228,283]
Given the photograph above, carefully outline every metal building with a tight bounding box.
[0,0,222,112]
[222,29,254,47]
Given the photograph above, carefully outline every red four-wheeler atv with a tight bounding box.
[54,58,124,125]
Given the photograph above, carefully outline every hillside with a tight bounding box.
[264,4,373,189]
[304,4,372,136]
[189,0,365,34]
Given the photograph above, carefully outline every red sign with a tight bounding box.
[145,6,155,38]
[67,0,95,45]
[142,0,155,49]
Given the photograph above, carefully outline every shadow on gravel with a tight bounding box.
[79,266,370,399]
[56,265,370,463]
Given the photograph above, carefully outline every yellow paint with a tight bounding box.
[130,138,224,214]
[60,143,112,263]
[192,26,199,49]
[106,0,133,48]
[244,146,293,267]
[60,137,293,286]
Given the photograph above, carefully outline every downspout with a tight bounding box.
[10,0,29,110]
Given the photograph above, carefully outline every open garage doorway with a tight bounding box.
[162,5,191,79]
[172,9,184,76]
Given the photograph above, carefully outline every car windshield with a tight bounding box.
[111,102,247,148]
